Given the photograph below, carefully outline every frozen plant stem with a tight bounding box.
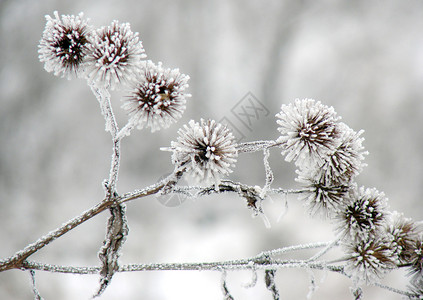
[29,270,43,300]
[90,84,128,296]
[90,85,121,194]
[22,255,346,273]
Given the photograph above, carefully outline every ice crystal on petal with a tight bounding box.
[169,119,238,186]
[344,238,398,285]
[296,168,350,216]
[122,61,190,132]
[318,123,368,184]
[335,187,388,240]
[276,99,341,168]
[38,11,92,79]
[86,20,146,89]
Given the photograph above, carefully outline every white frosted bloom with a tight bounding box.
[296,168,351,217]
[408,236,423,284]
[85,20,146,89]
[335,187,388,241]
[344,238,398,285]
[386,212,420,264]
[38,11,92,79]
[276,99,341,168]
[169,119,238,186]
[318,123,368,184]
[122,61,190,132]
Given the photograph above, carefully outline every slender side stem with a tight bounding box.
[256,242,332,258]
[305,233,343,262]
[19,241,335,274]
[89,84,121,193]
[18,254,415,298]
[261,147,274,198]
[108,137,121,193]
[372,282,417,298]
[236,140,282,153]
[23,261,100,274]
[22,259,344,273]
[29,270,43,300]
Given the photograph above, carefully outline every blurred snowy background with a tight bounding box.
[1,0,423,299]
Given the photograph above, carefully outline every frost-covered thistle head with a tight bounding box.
[122,61,190,132]
[407,236,423,282]
[169,119,238,186]
[276,99,341,168]
[318,123,368,184]
[344,238,398,284]
[296,169,350,216]
[38,11,92,79]
[335,187,388,240]
[386,212,420,264]
[86,20,146,89]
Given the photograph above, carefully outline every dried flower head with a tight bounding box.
[169,119,238,186]
[86,20,146,89]
[38,11,92,79]
[408,236,423,281]
[318,123,368,184]
[386,212,420,264]
[296,169,350,216]
[335,187,388,240]
[344,238,398,284]
[122,61,190,132]
[276,99,341,168]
